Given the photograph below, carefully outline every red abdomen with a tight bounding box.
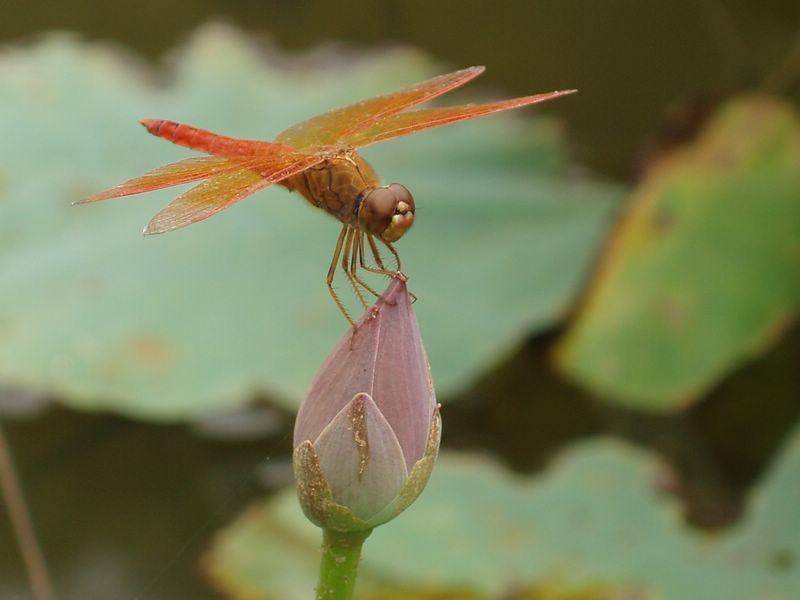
[140,119,288,157]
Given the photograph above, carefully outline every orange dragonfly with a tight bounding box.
[79,66,574,324]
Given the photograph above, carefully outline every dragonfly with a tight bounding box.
[79,66,575,325]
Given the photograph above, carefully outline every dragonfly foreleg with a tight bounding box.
[382,240,402,274]
[356,234,395,278]
[368,236,389,272]
[349,232,382,298]
[376,237,416,303]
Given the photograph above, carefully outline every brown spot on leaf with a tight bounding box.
[659,295,691,329]
[126,335,173,367]
[650,204,675,235]
[768,547,795,572]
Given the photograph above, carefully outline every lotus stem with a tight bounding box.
[315,528,372,600]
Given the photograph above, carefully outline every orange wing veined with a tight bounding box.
[76,156,269,204]
[340,90,577,148]
[275,66,486,149]
[142,153,325,234]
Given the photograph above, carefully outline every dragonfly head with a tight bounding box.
[359,183,415,243]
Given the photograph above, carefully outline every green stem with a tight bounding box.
[315,528,372,600]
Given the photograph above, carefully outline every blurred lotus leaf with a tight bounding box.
[557,95,800,411]
[206,425,800,598]
[0,24,621,418]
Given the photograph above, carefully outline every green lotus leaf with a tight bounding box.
[0,24,621,418]
[207,427,800,598]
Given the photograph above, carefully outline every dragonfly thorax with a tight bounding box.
[282,151,415,242]
[282,152,379,221]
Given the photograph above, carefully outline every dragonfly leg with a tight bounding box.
[378,238,417,303]
[350,232,382,298]
[357,235,394,277]
[328,224,355,327]
[357,235,415,304]
[368,236,389,272]
[382,240,402,273]
[341,226,368,311]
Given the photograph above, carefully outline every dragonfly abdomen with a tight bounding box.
[139,119,287,157]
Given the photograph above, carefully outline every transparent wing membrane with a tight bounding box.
[77,156,262,203]
[143,170,268,234]
[142,153,324,234]
[275,66,485,148]
[342,90,576,148]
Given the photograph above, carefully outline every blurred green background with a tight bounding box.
[1,1,798,599]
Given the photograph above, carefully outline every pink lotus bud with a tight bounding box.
[293,277,441,531]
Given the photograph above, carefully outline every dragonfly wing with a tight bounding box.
[143,153,324,234]
[341,90,577,148]
[275,66,485,149]
[77,156,264,204]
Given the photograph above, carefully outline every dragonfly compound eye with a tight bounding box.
[360,183,415,243]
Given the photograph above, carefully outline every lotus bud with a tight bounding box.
[293,277,440,531]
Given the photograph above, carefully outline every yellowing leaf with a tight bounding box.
[557,95,800,411]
